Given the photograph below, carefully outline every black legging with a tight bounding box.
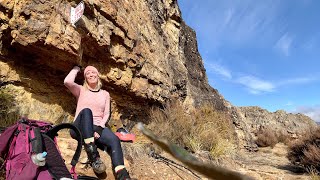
[70,108,124,167]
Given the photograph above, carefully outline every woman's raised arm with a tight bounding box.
[64,66,82,97]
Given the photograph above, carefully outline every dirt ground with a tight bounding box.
[235,143,311,180]
[0,132,313,180]
[56,131,312,180]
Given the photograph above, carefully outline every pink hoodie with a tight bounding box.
[64,67,110,127]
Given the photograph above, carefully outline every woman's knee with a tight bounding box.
[99,130,121,145]
[107,134,121,143]
[77,108,94,125]
[80,108,93,115]
[110,134,121,144]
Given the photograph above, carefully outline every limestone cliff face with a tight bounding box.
[0,0,226,123]
[0,0,316,150]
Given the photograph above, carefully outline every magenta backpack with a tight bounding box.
[0,118,97,180]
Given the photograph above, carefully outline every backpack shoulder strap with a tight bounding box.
[46,123,83,166]
[42,133,73,179]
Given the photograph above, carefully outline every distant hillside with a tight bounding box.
[238,106,317,137]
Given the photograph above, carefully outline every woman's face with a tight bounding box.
[85,70,98,86]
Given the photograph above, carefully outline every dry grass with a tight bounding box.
[0,87,19,127]
[147,101,236,159]
[310,173,320,180]
[186,136,203,153]
[287,127,320,172]
[147,101,193,148]
[191,105,235,157]
[210,138,235,158]
[255,127,292,148]
[276,130,291,145]
[255,127,278,148]
[302,144,320,166]
[308,166,320,180]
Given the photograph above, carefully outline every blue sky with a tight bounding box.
[178,0,320,121]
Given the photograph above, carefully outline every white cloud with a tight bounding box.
[274,33,293,56]
[223,8,234,26]
[235,75,275,94]
[234,75,317,95]
[277,77,317,86]
[206,62,232,79]
[293,105,320,122]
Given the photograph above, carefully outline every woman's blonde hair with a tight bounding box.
[83,76,102,91]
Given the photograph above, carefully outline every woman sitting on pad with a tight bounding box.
[64,65,131,180]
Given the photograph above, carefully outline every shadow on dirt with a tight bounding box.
[276,164,306,174]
